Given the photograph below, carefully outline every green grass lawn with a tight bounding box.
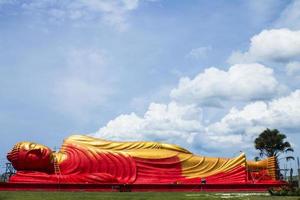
[0,191,299,200]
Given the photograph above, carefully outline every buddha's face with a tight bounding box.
[7,142,53,171]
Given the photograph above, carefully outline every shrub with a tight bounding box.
[269,185,300,196]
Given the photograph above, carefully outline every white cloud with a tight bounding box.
[94,112,144,140]
[228,29,300,64]
[1,0,143,31]
[94,90,300,153]
[76,0,139,30]
[186,46,211,60]
[170,63,285,106]
[88,41,300,153]
[94,101,203,147]
[92,63,299,153]
[206,90,300,150]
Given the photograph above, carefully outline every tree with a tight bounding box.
[254,128,294,179]
[254,128,294,158]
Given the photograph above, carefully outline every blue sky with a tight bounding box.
[1,0,300,171]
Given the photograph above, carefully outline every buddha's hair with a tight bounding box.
[7,143,21,164]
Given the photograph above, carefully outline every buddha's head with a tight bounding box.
[7,142,53,171]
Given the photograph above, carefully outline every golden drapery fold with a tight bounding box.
[59,135,247,179]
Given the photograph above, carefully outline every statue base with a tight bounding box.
[0,182,286,192]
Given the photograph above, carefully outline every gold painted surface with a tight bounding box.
[52,152,68,164]
[267,157,277,180]
[247,159,268,169]
[16,142,49,152]
[63,135,191,154]
[125,149,180,159]
[180,153,246,178]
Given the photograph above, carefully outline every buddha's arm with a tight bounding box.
[127,148,247,179]
[52,152,68,164]
[180,153,246,178]
[246,157,277,180]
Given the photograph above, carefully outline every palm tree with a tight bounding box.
[254,128,294,179]
[254,128,294,158]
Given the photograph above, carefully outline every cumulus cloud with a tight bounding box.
[170,63,285,106]
[88,4,300,154]
[205,90,300,150]
[92,60,299,153]
[91,54,300,153]
[94,102,203,147]
[0,0,142,31]
[93,89,300,153]
[228,29,300,64]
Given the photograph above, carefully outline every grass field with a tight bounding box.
[0,191,300,200]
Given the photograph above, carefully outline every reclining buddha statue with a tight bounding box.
[7,135,278,184]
